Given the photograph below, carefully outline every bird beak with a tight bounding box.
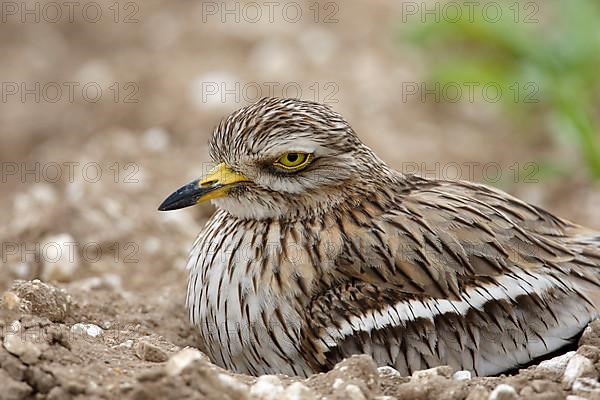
[158,163,249,211]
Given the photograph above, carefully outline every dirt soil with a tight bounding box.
[2,0,600,399]
[1,280,600,399]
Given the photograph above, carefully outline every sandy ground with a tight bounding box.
[2,0,600,399]
[1,280,600,399]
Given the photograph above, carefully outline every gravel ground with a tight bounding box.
[1,280,600,399]
[2,0,600,399]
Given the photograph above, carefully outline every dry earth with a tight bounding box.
[2,0,600,399]
[1,280,600,399]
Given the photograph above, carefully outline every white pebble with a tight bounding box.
[572,377,600,392]
[2,292,22,310]
[281,382,314,400]
[377,366,401,377]
[563,354,594,387]
[40,233,80,282]
[71,323,103,337]
[3,334,41,364]
[8,320,22,334]
[250,375,284,400]
[332,378,344,389]
[452,370,472,381]
[218,373,249,392]
[537,351,576,373]
[489,384,517,400]
[118,340,134,349]
[411,366,452,382]
[345,384,366,400]
[165,347,205,376]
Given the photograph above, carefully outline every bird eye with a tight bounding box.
[274,152,310,170]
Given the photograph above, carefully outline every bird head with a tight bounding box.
[158,97,391,220]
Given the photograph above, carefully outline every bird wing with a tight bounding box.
[333,177,600,300]
[302,177,600,375]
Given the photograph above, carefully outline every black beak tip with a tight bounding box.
[158,181,203,212]
[157,197,175,211]
[157,190,186,211]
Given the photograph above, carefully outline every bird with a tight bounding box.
[159,97,600,378]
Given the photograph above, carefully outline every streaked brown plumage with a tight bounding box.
[159,97,600,378]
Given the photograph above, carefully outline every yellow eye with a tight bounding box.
[274,152,310,170]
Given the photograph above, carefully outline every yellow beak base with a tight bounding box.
[158,163,249,211]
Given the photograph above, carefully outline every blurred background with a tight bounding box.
[1,0,599,296]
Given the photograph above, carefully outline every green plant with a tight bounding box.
[402,0,600,178]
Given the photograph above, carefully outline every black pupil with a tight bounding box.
[287,153,299,162]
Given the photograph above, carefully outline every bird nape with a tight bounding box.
[159,97,600,378]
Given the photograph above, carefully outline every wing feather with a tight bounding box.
[303,177,600,375]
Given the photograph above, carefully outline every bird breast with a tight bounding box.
[185,209,343,376]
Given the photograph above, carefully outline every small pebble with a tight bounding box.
[3,334,41,364]
[572,377,600,392]
[466,385,489,400]
[118,339,134,349]
[281,382,314,400]
[249,375,284,400]
[377,366,401,377]
[452,370,472,381]
[579,320,600,348]
[563,354,594,387]
[345,384,366,400]
[70,323,103,338]
[218,373,249,392]
[120,382,134,392]
[2,292,22,310]
[411,366,453,382]
[135,340,168,362]
[489,384,517,400]
[40,233,80,282]
[165,347,205,376]
[12,280,71,322]
[8,320,22,334]
[538,351,576,374]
